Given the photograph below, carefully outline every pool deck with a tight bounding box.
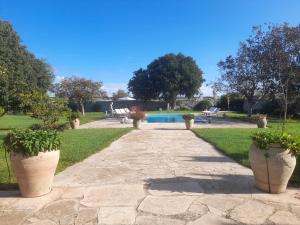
[1,124,299,225]
[79,117,257,129]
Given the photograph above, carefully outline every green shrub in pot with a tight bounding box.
[249,131,300,193]
[182,114,195,129]
[4,129,61,197]
[69,111,81,129]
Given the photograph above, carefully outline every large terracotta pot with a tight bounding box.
[185,119,194,130]
[257,116,267,128]
[133,119,141,129]
[249,143,296,193]
[70,118,80,129]
[10,150,60,197]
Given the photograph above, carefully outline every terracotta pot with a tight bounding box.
[70,118,80,129]
[133,119,141,129]
[257,116,267,128]
[185,119,194,130]
[10,150,60,197]
[249,143,296,193]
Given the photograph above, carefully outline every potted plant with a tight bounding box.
[130,110,145,129]
[4,129,61,197]
[249,131,300,193]
[69,111,80,129]
[182,114,195,130]
[256,114,267,128]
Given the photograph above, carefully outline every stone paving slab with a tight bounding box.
[0,128,299,225]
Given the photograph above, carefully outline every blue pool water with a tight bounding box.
[146,114,184,123]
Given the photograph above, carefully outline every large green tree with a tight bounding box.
[128,53,204,108]
[54,76,107,115]
[0,20,54,115]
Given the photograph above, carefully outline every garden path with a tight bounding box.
[0,127,300,225]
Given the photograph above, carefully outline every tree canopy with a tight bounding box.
[216,23,300,118]
[112,89,129,101]
[0,20,54,115]
[54,76,107,115]
[128,53,204,108]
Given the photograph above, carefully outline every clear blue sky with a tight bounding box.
[1,0,300,95]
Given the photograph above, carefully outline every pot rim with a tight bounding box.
[10,149,60,158]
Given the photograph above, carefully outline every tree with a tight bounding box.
[112,89,129,101]
[54,76,106,115]
[128,53,204,108]
[216,30,270,116]
[0,20,54,116]
[128,68,159,101]
[21,91,70,130]
[260,24,300,128]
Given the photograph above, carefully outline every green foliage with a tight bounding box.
[0,20,54,114]
[193,100,212,111]
[54,76,107,115]
[21,91,70,130]
[216,23,300,117]
[193,126,300,184]
[217,93,244,111]
[252,131,300,155]
[128,53,204,107]
[4,129,61,157]
[69,111,80,121]
[0,128,132,183]
[182,114,195,120]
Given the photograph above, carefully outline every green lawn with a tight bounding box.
[0,128,132,184]
[0,112,126,185]
[193,123,300,185]
[0,112,106,130]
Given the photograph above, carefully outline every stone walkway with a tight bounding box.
[1,128,300,225]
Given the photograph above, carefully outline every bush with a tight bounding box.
[4,129,61,157]
[69,111,80,121]
[217,93,244,111]
[259,101,281,115]
[193,100,212,111]
[252,131,300,155]
[21,91,71,130]
[30,122,70,131]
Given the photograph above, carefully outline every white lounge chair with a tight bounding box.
[202,107,220,116]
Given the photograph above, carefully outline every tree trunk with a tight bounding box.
[227,96,230,111]
[248,106,253,117]
[80,102,85,116]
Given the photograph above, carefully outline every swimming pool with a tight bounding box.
[146,113,184,123]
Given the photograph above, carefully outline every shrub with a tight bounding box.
[260,101,281,115]
[194,100,212,111]
[182,114,195,120]
[216,93,244,111]
[30,122,70,131]
[252,131,300,155]
[21,91,71,130]
[4,129,61,157]
[69,111,80,121]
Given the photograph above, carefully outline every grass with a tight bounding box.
[0,112,122,185]
[0,128,132,184]
[193,122,300,185]
[0,112,106,130]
